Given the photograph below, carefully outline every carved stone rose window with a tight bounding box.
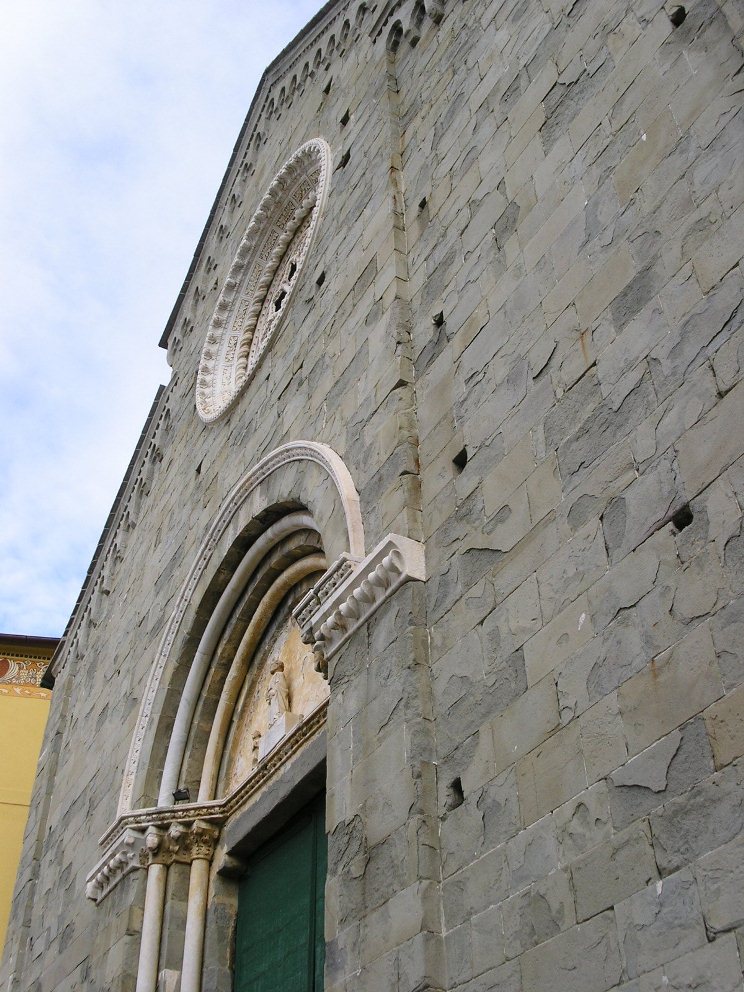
[196,138,332,423]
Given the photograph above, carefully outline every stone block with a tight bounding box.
[588,529,674,631]
[579,693,628,784]
[560,441,638,536]
[476,573,543,661]
[572,820,659,922]
[713,322,744,397]
[597,299,670,395]
[614,109,681,205]
[502,868,575,959]
[544,370,602,453]
[442,846,510,930]
[615,870,708,980]
[396,930,446,992]
[677,380,744,501]
[651,762,744,876]
[705,683,744,770]
[576,246,636,327]
[477,767,522,852]
[609,718,714,831]
[558,367,657,485]
[650,268,744,402]
[557,612,646,723]
[694,833,744,934]
[602,454,681,563]
[661,933,744,992]
[470,904,506,977]
[536,518,608,623]
[359,881,440,967]
[618,622,724,756]
[505,815,559,892]
[554,781,613,863]
[517,720,587,826]
[440,797,487,880]
[451,959,521,992]
[523,592,593,687]
[692,202,744,293]
[526,453,562,526]
[482,433,537,514]
[632,363,719,472]
[490,674,560,777]
[711,595,744,692]
[520,911,622,992]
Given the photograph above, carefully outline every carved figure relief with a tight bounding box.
[266,661,290,728]
[220,621,328,795]
[196,138,332,423]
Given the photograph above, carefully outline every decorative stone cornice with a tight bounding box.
[92,700,328,903]
[86,819,223,904]
[293,533,426,673]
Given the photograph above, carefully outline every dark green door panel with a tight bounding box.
[235,796,325,992]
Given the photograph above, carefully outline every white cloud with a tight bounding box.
[0,0,320,634]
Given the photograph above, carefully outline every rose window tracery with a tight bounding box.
[196,138,331,423]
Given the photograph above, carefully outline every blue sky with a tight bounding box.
[0,0,320,636]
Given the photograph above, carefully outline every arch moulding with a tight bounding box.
[118,441,364,816]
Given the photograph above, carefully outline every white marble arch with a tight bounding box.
[119,441,364,815]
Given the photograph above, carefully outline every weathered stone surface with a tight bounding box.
[609,718,715,830]
[554,781,613,863]
[517,720,587,825]
[602,454,681,563]
[523,592,593,686]
[502,868,576,959]
[615,870,708,979]
[490,674,560,777]
[661,933,744,992]
[618,622,724,756]
[505,815,559,893]
[557,612,647,723]
[572,820,658,922]
[520,911,623,992]
[705,683,744,769]
[694,833,744,935]
[651,762,744,876]
[536,518,608,622]
[677,381,744,502]
[579,693,629,784]
[711,596,744,691]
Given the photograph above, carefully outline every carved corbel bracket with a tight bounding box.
[293,533,426,674]
[85,827,147,903]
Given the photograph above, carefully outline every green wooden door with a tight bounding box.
[235,795,326,992]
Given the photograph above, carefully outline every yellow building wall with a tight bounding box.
[0,694,50,953]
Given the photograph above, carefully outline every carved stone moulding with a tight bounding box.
[196,137,332,423]
[293,533,426,673]
[86,818,223,905]
[91,701,328,903]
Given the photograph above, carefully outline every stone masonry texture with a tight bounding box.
[2,0,743,989]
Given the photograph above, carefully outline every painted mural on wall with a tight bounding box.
[0,655,50,698]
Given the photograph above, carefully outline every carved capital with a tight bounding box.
[292,534,426,672]
[188,821,220,861]
[87,817,222,903]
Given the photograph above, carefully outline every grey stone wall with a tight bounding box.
[2,0,743,988]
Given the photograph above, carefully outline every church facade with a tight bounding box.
[3,0,744,989]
